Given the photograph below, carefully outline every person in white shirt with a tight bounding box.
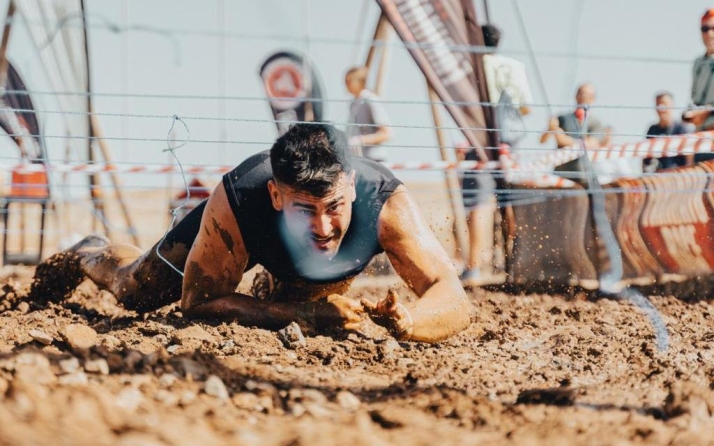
[345,66,392,162]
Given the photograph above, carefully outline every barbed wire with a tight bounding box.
[0,107,710,141]
[0,89,699,112]
[155,115,191,277]
[5,16,694,66]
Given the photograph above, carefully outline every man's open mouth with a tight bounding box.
[311,235,334,250]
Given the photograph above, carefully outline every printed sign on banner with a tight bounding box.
[259,51,325,136]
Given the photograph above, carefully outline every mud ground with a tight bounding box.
[1,265,714,446]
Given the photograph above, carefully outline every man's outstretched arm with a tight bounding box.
[371,185,472,343]
[180,183,363,330]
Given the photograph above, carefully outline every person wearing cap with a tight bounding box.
[540,83,612,149]
[683,9,714,132]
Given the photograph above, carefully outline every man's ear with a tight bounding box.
[267,180,283,211]
[349,170,357,202]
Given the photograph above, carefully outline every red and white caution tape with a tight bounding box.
[3,160,501,175]
[513,130,714,174]
[4,131,714,183]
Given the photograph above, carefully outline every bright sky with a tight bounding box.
[1,0,712,190]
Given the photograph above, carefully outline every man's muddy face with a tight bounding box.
[268,172,356,258]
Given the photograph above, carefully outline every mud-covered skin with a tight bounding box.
[29,235,110,305]
[29,233,189,314]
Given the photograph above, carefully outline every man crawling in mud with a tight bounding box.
[29,123,471,342]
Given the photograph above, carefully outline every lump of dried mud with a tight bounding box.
[29,330,54,345]
[60,324,98,351]
[278,322,306,349]
[204,375,229,400]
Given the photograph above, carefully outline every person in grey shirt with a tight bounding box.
[540,83,612,149]
[683,8,714,131]
[345,66,391,162]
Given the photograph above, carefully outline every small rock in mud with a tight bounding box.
[16,301,30,314]
[124,350,144,370]
[84,358,109,375]
[291,403,306,417]
[290,388,327,405]
[159,373,177,388]
[115,387,143,411]
[380,338,401,359]
[106,353,124,372]
[204,375,229,400]
[60,324,98,351]
[278,322,306,349]
[304,402,333,419]
[173,325,215,345]
[154,389,179,406]
[14,353,56,385]
[170,357,207,380]
[59,357,80,374]
[58,371,88,386]
[232,392,260,411]
[101,335,122,350]
[179,390,197,406]
[29,330,54,345]
[336,390,361,411]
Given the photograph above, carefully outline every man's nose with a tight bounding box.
[312,214,332,237]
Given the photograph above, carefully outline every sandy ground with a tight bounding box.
[1,264,714,446]
[3,182,714,445]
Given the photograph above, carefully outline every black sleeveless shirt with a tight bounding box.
[222,152,402,284]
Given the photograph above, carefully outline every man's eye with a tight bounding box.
[299,209,314,216]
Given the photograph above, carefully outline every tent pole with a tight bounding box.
[0,0,15,87]
[365,13,388,70]
[373,22,392,96]
[428,86,470,264]
[80,0,109,235]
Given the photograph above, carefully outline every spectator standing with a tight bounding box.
[345,66,391,162]
[458,24,524,287]
[540,83,612,149]
[683,8,714,131]
[644,92,693,172]
[481,23,533,153]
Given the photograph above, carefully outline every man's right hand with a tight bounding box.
[299,294,365,331]
[682,109,711,128]
[548,116,560,131]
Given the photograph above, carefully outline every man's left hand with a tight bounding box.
[361,289,414,341]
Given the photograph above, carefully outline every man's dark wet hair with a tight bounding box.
[270,123,352,197]
[481,24,501,48]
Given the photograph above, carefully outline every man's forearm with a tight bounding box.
[405,279,472,343]
[184,293,301,330]
[555,131,575,148]
[360,128,390,147]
